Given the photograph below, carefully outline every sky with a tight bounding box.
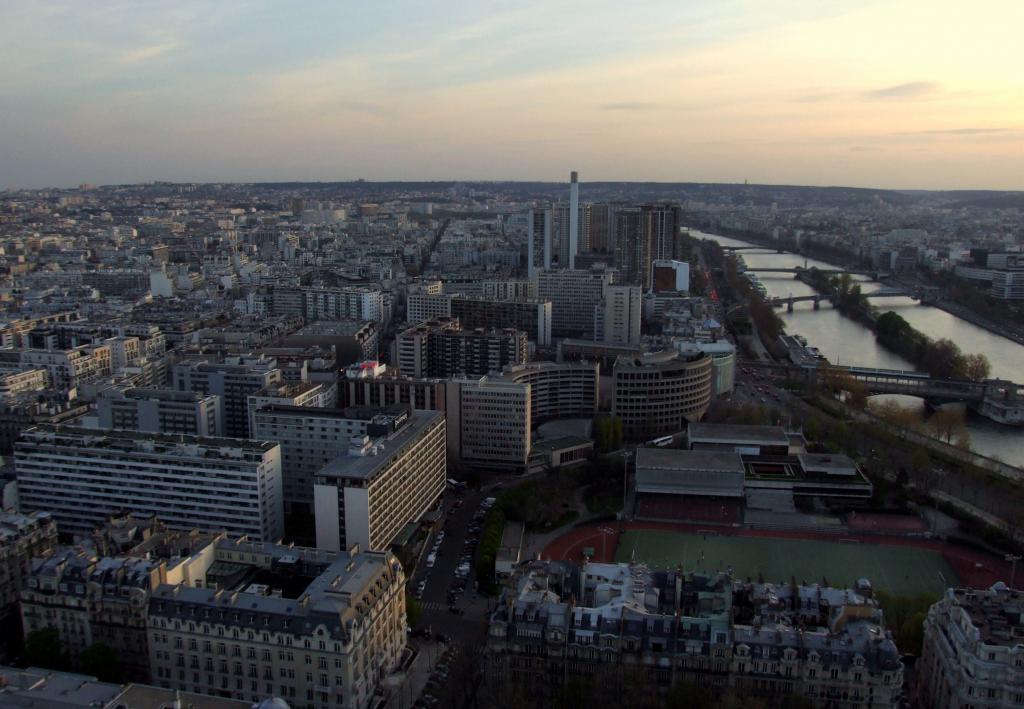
[1,0,1022,190]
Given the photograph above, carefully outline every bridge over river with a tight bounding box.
[746,360,1024,425]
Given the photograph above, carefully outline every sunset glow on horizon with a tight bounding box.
[2,0,1022,190]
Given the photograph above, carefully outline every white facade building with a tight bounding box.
[15,426,283,541]
[313,410,446,552]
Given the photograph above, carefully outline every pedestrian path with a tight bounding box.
[421,601,447,611]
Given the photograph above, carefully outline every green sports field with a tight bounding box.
[614,530,957,596]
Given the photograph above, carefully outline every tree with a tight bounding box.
[897,611,927,656]
[964,353,991,382]
[405,594,422,627]
[910,447,931,477]
[79,643,124,683]
[928,407,968,446]
[665,680,713,709]
[871,399,922,429]
[23,628,68,671]
[923,338,966,380]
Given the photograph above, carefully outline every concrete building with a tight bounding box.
[246,380,337,437]
[500,360,599,423]
[646,204,683,262]
[536,268,613,339]
[313,410,445,551]
[484,559,903,708]
[15,426,283,542]
[599,285,642,346]
[587,203,612,254]
[527,207,553,279]
[147,538,406,709]
[409,295,552,345]
[406,292,453,324]
[97,388,223,437]
[302,286,384,322]
[481,279,536,301]
[613,206,652,289]
[445,377,531,473]
[283,320,380,364]
[920,583,1024,709]
[18,346,112,390]
[0,369,47,399]
[652,259,691,293]
[341,361,446,413]
[450,295,552,346]
[675,339,736,394]
[635,448,746,498]
[395,318,527,379]
[172,357,283,439]
[253,404,414,516]
[612,350,713,440]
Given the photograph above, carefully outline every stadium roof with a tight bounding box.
[687,423,790,448]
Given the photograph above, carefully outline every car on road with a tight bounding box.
[447,605,465,615]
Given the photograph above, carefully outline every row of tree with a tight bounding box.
[875,311,991,381]
[22,629,125,683]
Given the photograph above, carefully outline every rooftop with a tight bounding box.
[317,409,443,482]
[688,422,791,448]
[19,424,278,456]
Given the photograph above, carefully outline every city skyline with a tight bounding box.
[2,0,1022,191]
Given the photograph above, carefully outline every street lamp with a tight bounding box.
[597,526,615,561]
[1006,554,1021,589]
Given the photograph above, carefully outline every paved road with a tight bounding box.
[408,488,494,707]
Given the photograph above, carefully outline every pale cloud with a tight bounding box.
[114,41,179,65]
[598,102,660,111]
[862,81,939,100]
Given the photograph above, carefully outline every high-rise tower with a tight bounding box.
[527,207,552,279]
[568,171,579,269]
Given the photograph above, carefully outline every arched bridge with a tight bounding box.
[766,287,914,312]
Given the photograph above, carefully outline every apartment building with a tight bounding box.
[252,404,408,515]
[246,380,337,437]
[484,560,903,708]
[0,511,57,624]
[302,286,384,322]
[97,387,223,437]
[599,285,642,346]
[445,377,531,473]
[341,360,446,413]
[395,318,527,379]
[527,207,553,279]
[500,361,598,423]
[612,350,713,439]
[19,345,112,390]
[0,369,47,399]
[536,268,613,339]
[21,529,218,681]
[406,292,453,324]
[15,426,283,541]
[920,584,1024,708]
[451,296,552,346]
[481,279,536,301]
[147,539,406,709]
[313,410,446,552]
[173,357,283,439]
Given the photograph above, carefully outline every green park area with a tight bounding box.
[615,530,958,596]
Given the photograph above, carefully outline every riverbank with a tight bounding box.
[927,297,1024,347]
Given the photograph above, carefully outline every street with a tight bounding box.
[406,486,495,707]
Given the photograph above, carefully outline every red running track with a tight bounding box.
[541,520,1012,590]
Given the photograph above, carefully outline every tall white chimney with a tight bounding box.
[568,171,579,270]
